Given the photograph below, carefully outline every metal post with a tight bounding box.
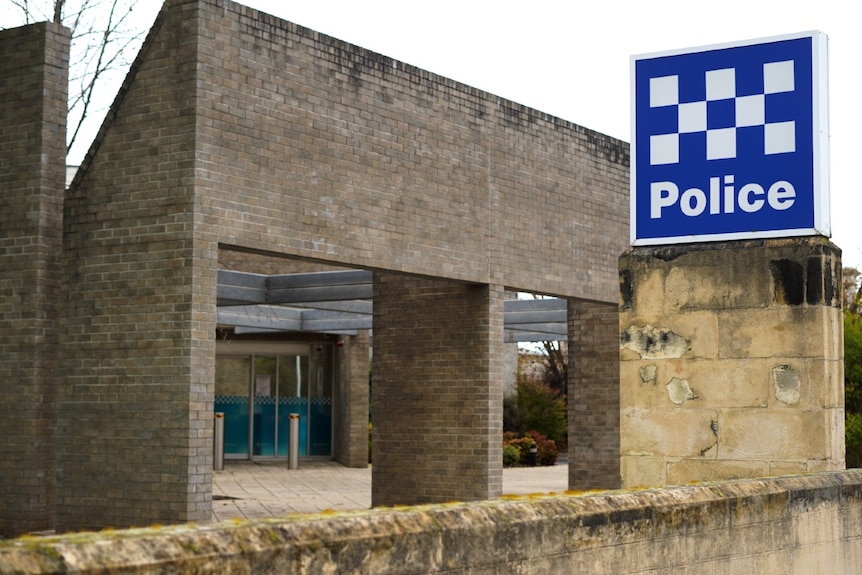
[288,413,300,470]
[214,412,225,471]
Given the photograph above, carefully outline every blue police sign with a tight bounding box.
[631,31,830,245]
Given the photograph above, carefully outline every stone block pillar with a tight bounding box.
[620,238,844,488]
[372,274,504,506]
[334,329,371,468]
[568,300,621,490]
[0,22,69,537]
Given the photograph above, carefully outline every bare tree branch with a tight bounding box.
[53,0,64,23]
[3,0,155,161]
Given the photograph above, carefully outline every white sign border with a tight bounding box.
[630,30,830,247]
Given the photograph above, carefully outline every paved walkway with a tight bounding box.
[212,460,570,522]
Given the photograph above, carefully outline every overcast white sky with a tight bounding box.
[7,0,860,268]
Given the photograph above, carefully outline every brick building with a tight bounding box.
[0,0,629,536]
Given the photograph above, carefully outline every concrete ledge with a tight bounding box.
[3,470,862,574]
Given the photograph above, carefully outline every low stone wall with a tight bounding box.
[3,470,862,574]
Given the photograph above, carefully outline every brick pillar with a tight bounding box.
[0,22,69,537]
[334,330,371,468]
[568,300,622,490]
[619,238,844,487]
[55,2,217,531]
[372,274,504,506]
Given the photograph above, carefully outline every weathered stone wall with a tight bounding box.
[0,22,69,538]
[620,238,844,488]
[3,471,862,574]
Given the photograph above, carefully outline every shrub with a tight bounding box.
[504,379,567,450]
[847,413,862,468]
[502,431,558,466]
[526,430,559,466]
[503,444,522,467]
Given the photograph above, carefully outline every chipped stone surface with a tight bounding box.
[620,238,844,489]
[640,365,657,384]
[773,365,801,405]
[666,378,698,405]
[620,325,688,359]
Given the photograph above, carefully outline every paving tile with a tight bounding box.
[212,460,569,522]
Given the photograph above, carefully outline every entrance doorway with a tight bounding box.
[215,342,333,460]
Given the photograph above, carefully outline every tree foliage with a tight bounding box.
[503,377,567,449]
[845,312,862,412]
[844,267,862,466]
[540,340,567,399]
[3,0,156,160]
[843,267,862,315]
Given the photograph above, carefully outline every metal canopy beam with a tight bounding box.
[216,269,568,341]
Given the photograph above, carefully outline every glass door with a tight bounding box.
[252,356,277,456]
[215,356,251,459]
[276,355,308,457]
[308,346,333,456]
[215,343,333,461]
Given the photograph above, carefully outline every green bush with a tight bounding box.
[503,431,558,466]
[845,312,862,466]
[525,430,559,466]
[503,444,522,467]
[847,413,862,468]
[504,379,567,449]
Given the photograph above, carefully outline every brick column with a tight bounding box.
[334,330,371,468]
[619,238,844,487]
[55,2,217,531]
[567,300,622,490]
[0,22,69,537]
[372,274,504,506]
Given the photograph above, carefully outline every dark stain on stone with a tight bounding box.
[619,269,633,311]
[644,335,656,352]
[826,259,839,306]
[608,507,651,524]
[770,259,804,306]
[806,256,822,305]
[621,325,689,358]
[578,513,608,528]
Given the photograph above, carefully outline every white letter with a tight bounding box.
[768,180,796,210]
[709,177,720,214]
[651,181,679,219]
[724,175,735,214]
[738,183,765,213]
[681,187,707,216]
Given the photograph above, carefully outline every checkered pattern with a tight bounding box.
[649,61,796,165]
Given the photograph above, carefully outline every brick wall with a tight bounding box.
[333,330,370,468]
[568,300,621,490]
[189,0,629,302]
[56,1,217,530]
[0,22,69,538]
[38,0,629,530]
[372,275,504,505]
